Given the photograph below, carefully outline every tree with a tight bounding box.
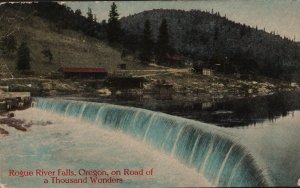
[239,24,247,38]
[41,49,53,63]
[107,2,121,43]
[75,9,82,16]
[1,35,17,55]
[155,19,170,64]
[85,7,97,37]
[214,26,219,41]
[16,42,31,71]
[93,14,97,23]
[87,7,93,22]
[139,20,154,63]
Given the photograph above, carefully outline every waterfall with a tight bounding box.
[35,98,269,187]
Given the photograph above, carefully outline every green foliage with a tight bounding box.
[16,42,31,71]
[74,9,82,16]
[1,35,17,55]
[214,26,219,41]
[3,2,298,81]
[87,7,93,21]
[29,2,104,38]
[155,19,170,64]
[84,7,98,37]
[239,24,248,38]
[139,20,154,63]
[41,49,53,63]
[107,2,121,43]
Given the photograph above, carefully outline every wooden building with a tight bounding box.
[202,67,213,76]
[117,64,127,70]
[166,53,185,67]
[104,76,144,99]
[62,68,108,79]
[192,62,213,76]
[0,92,32,111]
[105,76,144,89]
[155,83,173,100]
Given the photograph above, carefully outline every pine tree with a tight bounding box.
[107,2,121,43]
[2,35,17,55]
[41,49,53,63]
[93,14,97,23]
[155,19,170,64]
[16,42,31,71]
[139,20,154,63]
[214,26,219,41]
[87,7,93,22]
[75,9,82,16]
[86,7,96,37]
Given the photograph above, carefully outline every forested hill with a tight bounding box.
[121,9,300,80]
[1,2,300,81]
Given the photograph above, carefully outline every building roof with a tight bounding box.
[166,53,184,61]
[157,84,173,88]
[193,62,212,69]
[62,68,107,73]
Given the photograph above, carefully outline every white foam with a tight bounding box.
[0,108,211,188]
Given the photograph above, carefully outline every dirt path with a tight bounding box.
[120,64,191,78]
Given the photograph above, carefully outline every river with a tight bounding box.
[0,93,299,187]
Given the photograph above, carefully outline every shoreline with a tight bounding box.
[0,68,299,101]
[0,111,52,137]
[1,88,299,137]
[0,112,27,137]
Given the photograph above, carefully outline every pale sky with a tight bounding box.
[65,0,300,41]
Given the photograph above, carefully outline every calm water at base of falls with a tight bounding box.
[0,109,211,188]
[233,111,300,187]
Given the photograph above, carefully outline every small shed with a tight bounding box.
[105,76,144,89]
[193,62,213,76]
[117,64,127,70]
[62,67,108,79]
[0,92,32,111]
[155,83,173,100]
[166,53,185,67]
[202,68,213,76]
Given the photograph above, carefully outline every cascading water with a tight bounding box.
[35,98,269,187]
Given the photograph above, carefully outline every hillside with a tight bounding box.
[0,2,298,104]
[121,9,300,80]
[0,3,145,77]
[1,3,299,81]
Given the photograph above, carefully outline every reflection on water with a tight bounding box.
[82,91,300,127]
[154,92,300,127]
[33,97,300,186]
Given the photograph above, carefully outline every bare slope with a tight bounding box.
[0,6,144,76]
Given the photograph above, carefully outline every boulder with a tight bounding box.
[97,88,112,96]
[41,82,53,90]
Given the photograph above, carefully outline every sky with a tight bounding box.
[66,0,300,41]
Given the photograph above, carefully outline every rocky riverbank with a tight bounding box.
[0,111,52,137]
[0,70,299,103]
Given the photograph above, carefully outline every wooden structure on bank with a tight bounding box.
[104,76,144,99]
[166,53,185,67]
[0,89,32,111]
[105,76,144,89]
[192,62,214,76]
[156,84,173,100]
[117,64,127,70]
[62,67,108,79]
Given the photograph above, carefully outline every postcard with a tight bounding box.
[0,0,299,187]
